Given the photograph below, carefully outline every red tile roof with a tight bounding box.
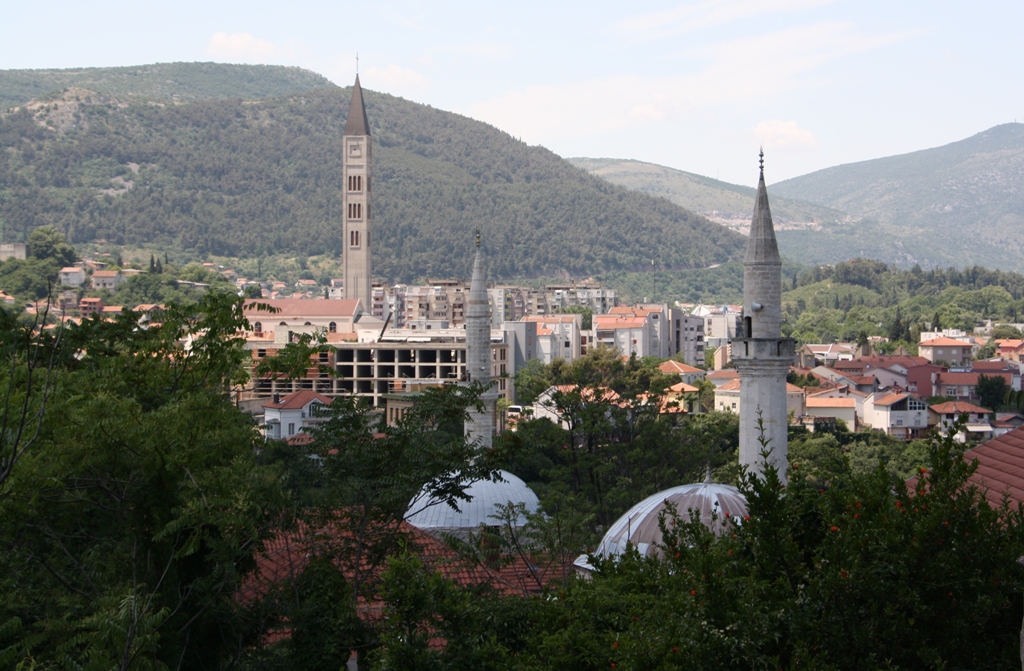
[707,369,739,380]
[872,392,910,407]
[243,298,361,318]
[659,360,702,375]
[931,401,992,415]
[806,398,856,408]
[263,389,333,410]
[935,371,1012,385]
[952,426,1024,508]
[920,337,972,348]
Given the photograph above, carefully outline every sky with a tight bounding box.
[2,0,1021,185]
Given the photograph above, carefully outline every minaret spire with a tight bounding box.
[732,150,794,482]
[465,235,496,449]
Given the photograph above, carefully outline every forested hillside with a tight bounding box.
[575,124,1024,272]
[0,64,744,282]
[773,123,1024,271]
[0,62,335,110]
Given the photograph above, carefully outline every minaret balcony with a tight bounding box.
[731,337,796,362]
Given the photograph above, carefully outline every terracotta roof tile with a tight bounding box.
[659,360,702,375]
[920,337,973,347]
[263,389,333,410]
[930,401,991,415]
[806,398,856,408]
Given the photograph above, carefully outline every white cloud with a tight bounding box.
[365,64,430,96]
[205,32,309,63]
[753,119,819,148]
[468,22,913,145]
[616,0,835,40]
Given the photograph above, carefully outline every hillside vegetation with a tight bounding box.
[0,64,744,283]
[568,157,842,233]
[773,123,1024,271]
[0,62,335,110]
[575,124,1024,272]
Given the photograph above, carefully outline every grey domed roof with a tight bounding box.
[591,477,747,560]
[405,470,540,530]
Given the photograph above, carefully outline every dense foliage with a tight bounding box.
[376,427,1024,670]
[783,258,1024,346]
[0,62,334,111]
[0,74,743,282]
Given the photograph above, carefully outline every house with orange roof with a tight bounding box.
[806,384,868,423]
[995,339,1024,363]
[931,400,994,443]
[919,337,973,365]
[89,269,124,291]
[863,391,937,439]
[658,359,705,385]
[79,297,104,317]
[262,390,334,440]
[805,397,858,430]
[714,378,804,418]
[522,314,583,363]
[706,369,739,387]
[931,370,1013,403]
[59,266,86,287]
[532,384,623,429]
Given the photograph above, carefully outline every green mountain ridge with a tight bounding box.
[567,157,843,229]
[0,62,336,110]
[771,123,1024,270]
[0,63,745,283]
[572,124,1024,272]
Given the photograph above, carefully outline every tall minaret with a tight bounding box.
[732,151,795,481]
[343,75,372,310]
[465,232,497,449]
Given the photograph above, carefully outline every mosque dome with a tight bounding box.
[586,472,747,564]
[405,470,540,532]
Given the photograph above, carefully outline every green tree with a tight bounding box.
[27,226,75,266]
[976,373,1008,411]
[0,294,284,668]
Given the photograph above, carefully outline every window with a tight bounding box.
[254,322,262,332]
[287,423,295,436]
[257,349,266,358]
[348,175,362,192]
[329,321,337,333]
[348,203,363,219]
[350,230,360,247]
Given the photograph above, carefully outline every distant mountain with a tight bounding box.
[572,123,1024,272]
[567,157,843,236]
[0,62,335,110]
[771,123,1024,271]
[0,63,744,282]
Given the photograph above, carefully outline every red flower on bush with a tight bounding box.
[830,525,839,532]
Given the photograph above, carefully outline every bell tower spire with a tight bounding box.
[732,152,794,482]
[343,75,372,310]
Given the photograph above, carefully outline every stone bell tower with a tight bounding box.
[343,75,372,310]
[732,151,795,481]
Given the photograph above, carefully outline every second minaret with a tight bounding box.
[731,152,795,481]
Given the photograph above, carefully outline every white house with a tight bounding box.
[59,267,86,287]
[714,379,804,418]
[90,270,124,291]
[863,392,936,439]
[263,390,333,440]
